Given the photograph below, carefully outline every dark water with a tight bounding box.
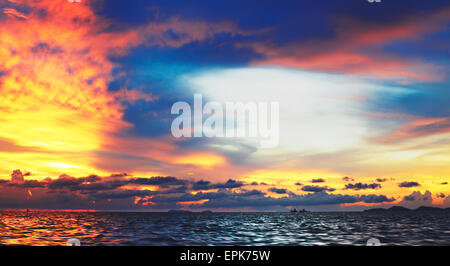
[0,211,449,246]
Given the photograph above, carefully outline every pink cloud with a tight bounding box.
[376,117,450,144]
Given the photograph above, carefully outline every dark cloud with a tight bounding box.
[403,191,431,201]
[301,185,335,193]
[441,182,448,185]
[7,180,46,189]
[84,175,101,182]
[191,179,244,190]
[345,183,381,190]
[94,189,155,199]
[44,175,187,192]
[268,188,288,194]
[47,175,86,190]
[163,185,189,194]
[0,172,406,210]
[342,176,354,182]
[11,169,24,183]
[191,180,212,190]
[76,180,127,191]
[376,178,388,182]
[399,181,421,188]
[188,191,395,209]
[295,182,302,186]
[109,173,130,178]
[400,191,433,208]
[0,173,242,197]
[129,176,186,187]
[360,195,395,203]
[214,179,245,189]
[311,178,325,183]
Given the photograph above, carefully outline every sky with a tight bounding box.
[0,0,449,211]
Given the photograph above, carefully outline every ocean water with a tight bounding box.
[0,211,449,246]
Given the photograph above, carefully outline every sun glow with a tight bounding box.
[46,162,82,169]
[173,153,226,168]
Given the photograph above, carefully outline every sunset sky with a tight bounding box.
[0,0,449,211]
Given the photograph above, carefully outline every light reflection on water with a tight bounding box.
[0,211,449,246]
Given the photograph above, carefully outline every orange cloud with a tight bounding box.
[1,7,27,19]
[0,0,243,178]
[254,52,441,82]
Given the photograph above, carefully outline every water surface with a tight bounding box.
[0,211,448,246]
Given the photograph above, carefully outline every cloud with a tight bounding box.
[1,1,449,212]
[188,191,395,210]
[8,180,46,189]
[129,176,187,187]
[399,190,434,208]
[11,169,24,184]
[436,193,446,198]
[268,188,288,194]
[47,175,88,190]
[0,0,246,178]
[186,67,386,158]
[444,195,450,207]
[342,176,354,182]
[0,170,398,210]
[191,179,244,190]
[45,175,188,192]
[245,7,450,82]
[345,183,381,190]
[301,185,336,193]
[213,179,245,189]
[377,117,450,144]
[398,181,421,188]
[94,189,155,200]
[360,195,395,204]
[1,8,27,20]
[310,178,325,183]
[403,191,432,201]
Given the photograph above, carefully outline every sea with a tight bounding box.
[0,211,449,246]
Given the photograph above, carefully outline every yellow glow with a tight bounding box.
[0,1,134,178]
[190,189,219,195]
[177,199,209,205]
[122,185,158,191]
[47,162,82,169]
[244,169,342,186]
[173,153,226,168]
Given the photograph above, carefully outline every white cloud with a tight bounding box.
[182,67,410,156]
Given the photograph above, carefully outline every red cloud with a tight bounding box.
[0,0,244,177]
